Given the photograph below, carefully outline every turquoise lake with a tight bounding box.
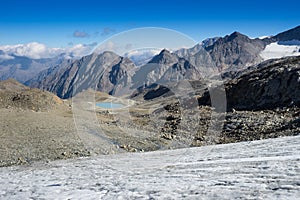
[96,102,125,109]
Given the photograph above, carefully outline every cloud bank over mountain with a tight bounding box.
[0,42,96,59]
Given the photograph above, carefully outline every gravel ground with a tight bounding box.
[0,107,90,167]
[1,97,299,167]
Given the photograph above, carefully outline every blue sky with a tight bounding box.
[0,0,299,47]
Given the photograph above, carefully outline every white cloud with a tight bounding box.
[0,54,14,61]
[93,41,118,54]
[65,44,93,58]
[124,48,162,66]
[0,42,62,59]
[0,42,95,59]
[124,48,161,57]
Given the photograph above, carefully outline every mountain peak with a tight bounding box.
[232,31,242,35]
[86,51,120,60]
[228,31,248,40]
[159,48,172,55]
[101,51,118,57]
[148,49,178,64]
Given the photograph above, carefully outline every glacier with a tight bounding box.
[0,135,299,199]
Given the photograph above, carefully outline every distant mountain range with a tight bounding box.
[1,25,300,98]
[0,52,67,83]
[25,49,206,98]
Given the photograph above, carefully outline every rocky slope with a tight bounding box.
[27,49,204,98]
[127,56,300,148]
[205,32,266,70]
[174,32,266,73]
[175,26,300,74]
[0,79,93,167]
[175,37,221,58]
[24,59,73,89]
[131,49,203,88]
[267,25,300,42]
[27,51,136,98]
[179,32,269,72]
[198,56,300,111]
[0,79,63,111]
[226,56,300,110]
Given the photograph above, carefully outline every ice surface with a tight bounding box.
[0,136,299,199]
[261,42,300,60]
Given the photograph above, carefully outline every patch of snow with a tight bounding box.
[0,135,299,199]
[259,36,271,39]
[260,42,300,60]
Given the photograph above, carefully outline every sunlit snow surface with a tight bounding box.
[261,41,300,60]
[1,136,300,199]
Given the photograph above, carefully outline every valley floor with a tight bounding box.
[0,135,299,199]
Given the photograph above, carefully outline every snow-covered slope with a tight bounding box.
[260,41,300,60]
[1,136,299,199]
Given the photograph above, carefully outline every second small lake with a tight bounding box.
[96,102,125,109]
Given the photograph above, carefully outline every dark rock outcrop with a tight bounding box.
[198,56,300,111]
[272,25,300,42]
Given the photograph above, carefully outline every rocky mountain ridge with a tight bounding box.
[27,49,204,98]
[23,25,300,100]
